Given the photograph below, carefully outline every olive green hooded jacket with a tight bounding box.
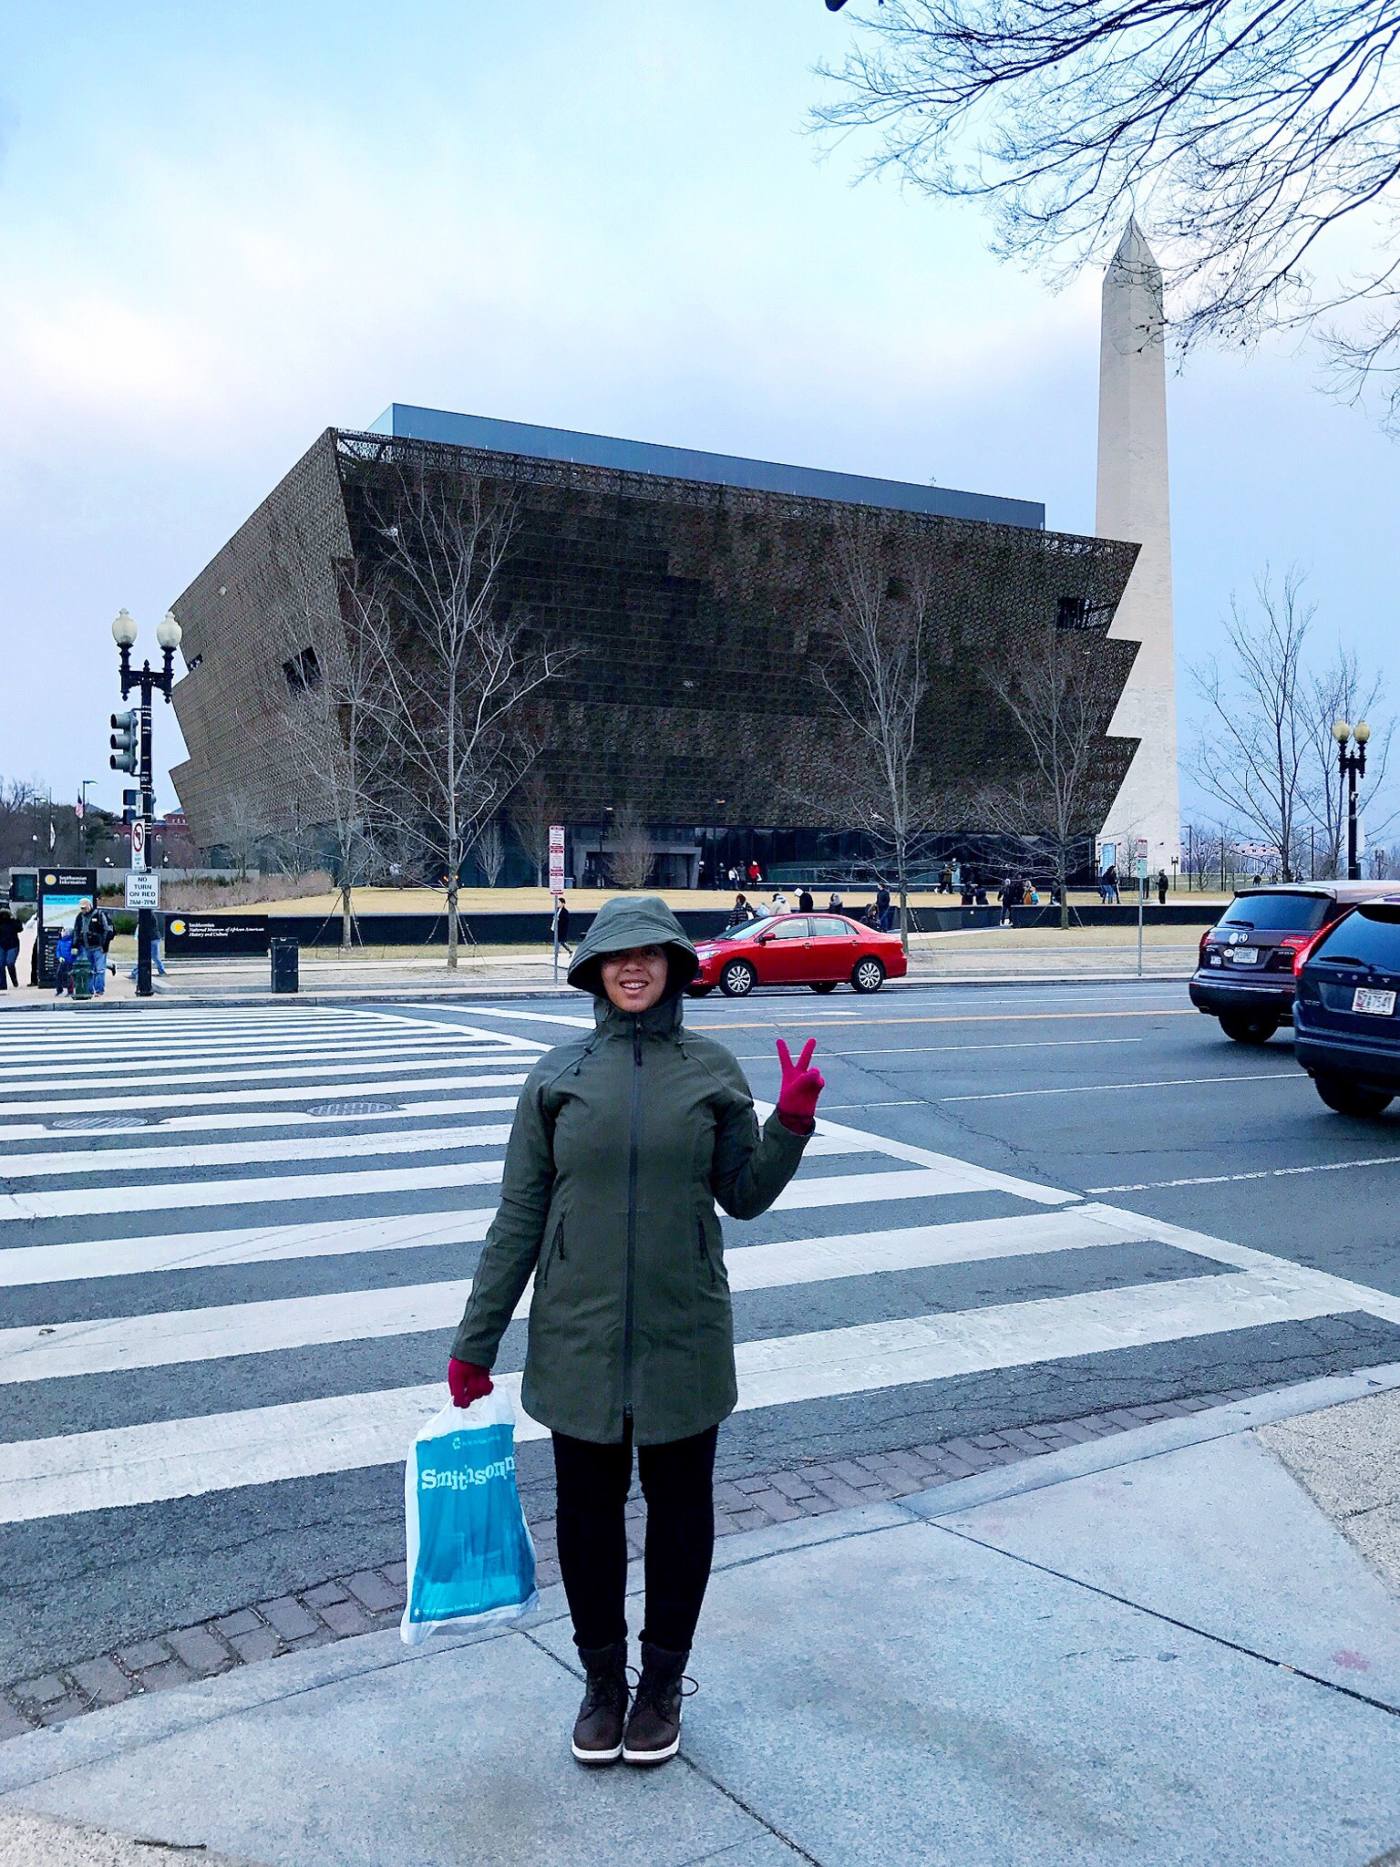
[450,895,812,1444]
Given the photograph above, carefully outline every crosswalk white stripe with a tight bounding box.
[0,1159,508,1220]
[0,1018,421,1048]
[0,1265,1346,1523]
[795,1112,1074,1205]
[0,1094,525,1145]
[0,1211,500,1287]
[0,1015,449,1045]
[2,1053,541,1099]
[0,1039,535,1082]
[0,1125,518,1179]
[0,1162,1018,1226]
[0,1121,864,1180]
[0,1205,1166,1383]
[0,1035,531,1066]
[0,1071,532,1120]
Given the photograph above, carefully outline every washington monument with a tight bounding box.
[1096,218,1181,870]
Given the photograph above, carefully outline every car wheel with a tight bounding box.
[720,960,755,998]
[809,981,837,994]
[851,956,886,994]
[1218,1012,1278,1045]
[1313,1075,1394,1118]
[685,983,713,997]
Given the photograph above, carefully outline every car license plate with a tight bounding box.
[1231,948,1258,964]
[1353,987,1396,1016]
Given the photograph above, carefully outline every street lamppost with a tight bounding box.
[78,779,97,863]
[1332,718,1370,881]
[111,607,182,996]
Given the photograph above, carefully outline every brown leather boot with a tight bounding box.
[571,1641,629,1765]
[622,1641,690,1765]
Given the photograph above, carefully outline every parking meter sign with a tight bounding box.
[548,824,565,892]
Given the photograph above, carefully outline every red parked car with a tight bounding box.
[687,912,907,997]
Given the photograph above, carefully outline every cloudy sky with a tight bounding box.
[2,0,1394,828]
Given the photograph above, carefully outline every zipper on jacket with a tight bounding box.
[622,1019,643,1418]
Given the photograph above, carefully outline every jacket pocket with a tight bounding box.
[696,1218,718,1288]
[538,1222,565,1287]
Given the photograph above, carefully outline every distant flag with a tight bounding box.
[48,818,56,851]
[74,793,85,821]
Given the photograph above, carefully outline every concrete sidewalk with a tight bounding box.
[3,1374,1398,1866]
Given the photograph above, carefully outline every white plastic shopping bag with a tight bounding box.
[400,1386,538,1646]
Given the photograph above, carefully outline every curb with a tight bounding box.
[4,1363,1394,1782]
[899,1356,1400,1523]
[0,972,1191,1013]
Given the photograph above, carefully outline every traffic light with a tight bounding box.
[122,788,138,826]
[110,710,138,774]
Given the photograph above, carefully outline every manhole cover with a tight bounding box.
[45,1114,157,1133]
[305,1099,402,1118]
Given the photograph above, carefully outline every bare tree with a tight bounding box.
[506,763,556,887]
[605,808,654,889]
[474,818,507,888]
[0,778,43,870]
[807,510,943,952]
[357,458,577,967]
[814,0,1400,422]
[976,620,1117,926]
[1190,571,1316,880]
[276,590,390,948]
[214,784,275,883]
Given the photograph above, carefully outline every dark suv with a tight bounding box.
[1189,883,1395,1044]
[1294,902,1400,1116]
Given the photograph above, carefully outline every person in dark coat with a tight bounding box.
[797,887,814,913]
[875,883,892,932]
[553,894,573,957]
[726,894,751,928]
[1157,869,1169,906]
[998,876,1019,927]
[447,897,824,1768]
[0,908,19,990]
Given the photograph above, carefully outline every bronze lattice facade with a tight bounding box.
[169,413,1141,883]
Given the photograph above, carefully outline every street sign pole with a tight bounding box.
[548,824,565,985]
[135,699,154,996]
[1134,837,1149,979]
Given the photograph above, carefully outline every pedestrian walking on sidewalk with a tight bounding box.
[0,907,20,990]
[446,895,824,1770]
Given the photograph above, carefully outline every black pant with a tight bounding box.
[552,1421,718,1654]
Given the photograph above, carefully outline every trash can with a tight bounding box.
[270,938,300,994]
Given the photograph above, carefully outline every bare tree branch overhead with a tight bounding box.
[814,0,1400,422]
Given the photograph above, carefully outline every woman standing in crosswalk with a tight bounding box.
[447,894,824,1768]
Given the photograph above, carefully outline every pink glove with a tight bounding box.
[775,1038,825,1134]
[448,1358,493,1408]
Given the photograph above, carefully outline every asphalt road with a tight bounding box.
[4,979,1399,1687]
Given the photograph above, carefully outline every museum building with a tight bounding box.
[168,404,1142,887]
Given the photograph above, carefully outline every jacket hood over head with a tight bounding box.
[566,894,698,999]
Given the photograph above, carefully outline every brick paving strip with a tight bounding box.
[0,1392,1265,1742]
